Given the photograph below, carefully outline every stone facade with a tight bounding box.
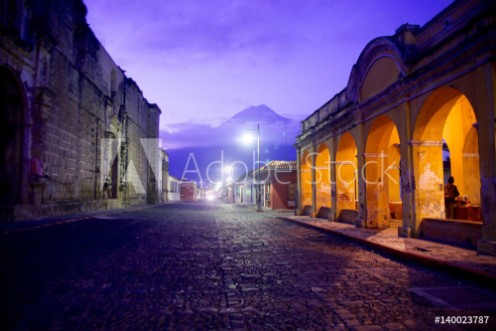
[295,0,496,254]
[0,0,161,220]
[158,149,182,202]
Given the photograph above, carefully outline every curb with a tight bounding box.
[0,204,156,235]
[0,216,94,235]
[277,216,496,289]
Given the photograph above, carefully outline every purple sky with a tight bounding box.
[84,0,453,131]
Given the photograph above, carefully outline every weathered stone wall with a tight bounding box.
[0,0,161,220]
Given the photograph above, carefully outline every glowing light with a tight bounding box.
[206,192,215,201]
[241,133,255,145]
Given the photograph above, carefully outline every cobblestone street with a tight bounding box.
[1,202,496,330]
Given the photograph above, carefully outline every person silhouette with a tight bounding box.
[444,176,460,219]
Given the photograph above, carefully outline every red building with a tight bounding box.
[180,181,197,202]
[236,161,297,210]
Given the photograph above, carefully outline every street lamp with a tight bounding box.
[242,124,262,212]
[225,166,234,203]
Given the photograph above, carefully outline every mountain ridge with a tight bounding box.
[223,104,292,125]
[161,104,300,150]
[161,104,299,182]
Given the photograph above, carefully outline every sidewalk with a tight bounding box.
[277,215,496,286]
[0,204,155,235]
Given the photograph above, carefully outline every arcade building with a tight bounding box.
[295,0,496,255]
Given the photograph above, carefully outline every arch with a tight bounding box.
[315,142,331,211]
[0,66,27,205]
[413,86,481,222]
[359,57,401,102]
[413,87,469,141]
[346,36,413,103]
[335,132,358,216]
[300,149,312,209]
[364,115,401,228]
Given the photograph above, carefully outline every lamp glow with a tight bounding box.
[240,124,263,212]
[241,133,255,145]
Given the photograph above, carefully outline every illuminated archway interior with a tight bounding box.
[300,150,312,209]
[365,115,400,228]
[413,87,481,221]
[315,143,331,211]
[335,132,358,216]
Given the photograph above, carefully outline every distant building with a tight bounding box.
[160,149,169,203]
[167,176,181,202]
[180,181,197,202]
[159,150,183,202]
[295,0,496,255]
[226,181,236,203]
[0,0,161,220]
[197,182,209,200]
[235,161,297,210]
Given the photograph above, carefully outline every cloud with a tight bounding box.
[160,123,219,149]
[161,117,301,150]
[87,0,316,68]
[85,0,455,129]
[141,1,310,55]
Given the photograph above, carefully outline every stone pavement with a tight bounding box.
[276,215,496,286]
[1,202,496,330]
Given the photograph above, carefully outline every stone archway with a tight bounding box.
[335,132,358,217]
[413,86,481,221]
[315,143,331,212]
[300,150,312,210]
[0,67,26,205]
[364,115,400,228]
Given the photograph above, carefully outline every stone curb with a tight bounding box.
[277,216,496,288]
[0,204,157,235]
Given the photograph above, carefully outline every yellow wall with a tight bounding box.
[388,131,401,202]
[463,127,481,205]
[336,133,357,215]
[443,96,480,205]
[413,87,481,219]
[365,115,400,228]
[315,143,331,210]
[300,150,313,208]
[360,57,400,101]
